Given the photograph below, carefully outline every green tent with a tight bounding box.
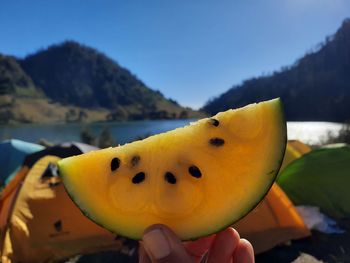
[0,139,44,186]
[277,145,350,219]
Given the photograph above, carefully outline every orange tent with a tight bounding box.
[233,140,312,254]
[0,155,123,263]
[279,140,311,172]
[288,140,312,155]
[0,140,312,261]
[233,184,310,254]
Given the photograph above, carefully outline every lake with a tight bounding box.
[0,120,344,145]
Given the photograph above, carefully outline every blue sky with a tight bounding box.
[1,0,349,109]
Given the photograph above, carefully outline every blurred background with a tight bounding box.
[0,1,350,262]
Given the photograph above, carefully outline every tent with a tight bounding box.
[279,140,311,172]
[232,140,311,254]
[288,140,312,155]
[0,140,312,261]
[233,184,310,254]
[277,144,350,219]
[0,140,44,186]
[0,143,125,263]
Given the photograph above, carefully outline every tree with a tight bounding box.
[98,127,117,148]
[80,127,96,146]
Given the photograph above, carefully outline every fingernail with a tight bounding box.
[143,228,171,260]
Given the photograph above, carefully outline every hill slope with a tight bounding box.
[20,41,165,109]
[203,19,350,122]
[0,54,38,97]
[0,41,202,124]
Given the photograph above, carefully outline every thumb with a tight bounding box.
[141,224,192,263]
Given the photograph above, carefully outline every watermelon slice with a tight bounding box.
[58,98,286,240]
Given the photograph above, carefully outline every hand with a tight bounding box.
[139,224,254,263]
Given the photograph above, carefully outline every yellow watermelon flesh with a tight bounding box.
[58,98,286,240]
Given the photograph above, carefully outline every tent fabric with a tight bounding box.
[0,140,312,261]
[22,142,94,168]
[1,155,122,263]
[0,141,96,206]
[60,141,98,153]
[277,145,350,219]
[0,140,44,186]
[233,184,311,254]
[233,140,312,254]
[288,140,312,155]
[279,140,311,173]
[0,166,29,223]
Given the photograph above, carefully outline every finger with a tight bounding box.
[142,224,192,263]
[184,235,216,262]
[206,228,240,263]
[233,239,255,263]
[139,242,152,263]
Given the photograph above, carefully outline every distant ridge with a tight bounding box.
[0,54,37,96]
[20,41,162,109]
[202,19,350,122]
[0,41,202,124]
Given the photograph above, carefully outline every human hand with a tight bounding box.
[139,224,254,263]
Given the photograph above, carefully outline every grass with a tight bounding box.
[0,95,205,124]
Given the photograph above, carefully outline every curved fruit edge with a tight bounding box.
[187,98,287,241]
[58,164,133,239]
[58,98,287,241]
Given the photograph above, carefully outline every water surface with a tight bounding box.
[0,119,195,145]
[0,120,343,145]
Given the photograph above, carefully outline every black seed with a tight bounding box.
[132,172,145,184]
[188,166,202,178]
[111,158,120,171]
[209,118,220,127]
[164,172,177,184]
[209,137,225,147]
[131,155,140,167]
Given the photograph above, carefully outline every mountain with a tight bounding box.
[203,19,350,122]
[20,41,164,109]
[0,41,202,124]
[0,54,37,96]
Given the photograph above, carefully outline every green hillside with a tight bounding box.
[0,54,38,97]
[0,41,203,124]
[203,19,350,122]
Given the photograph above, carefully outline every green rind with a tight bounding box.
[59,163,127,238]
[58,98,287,241]
[188,98,287,241]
